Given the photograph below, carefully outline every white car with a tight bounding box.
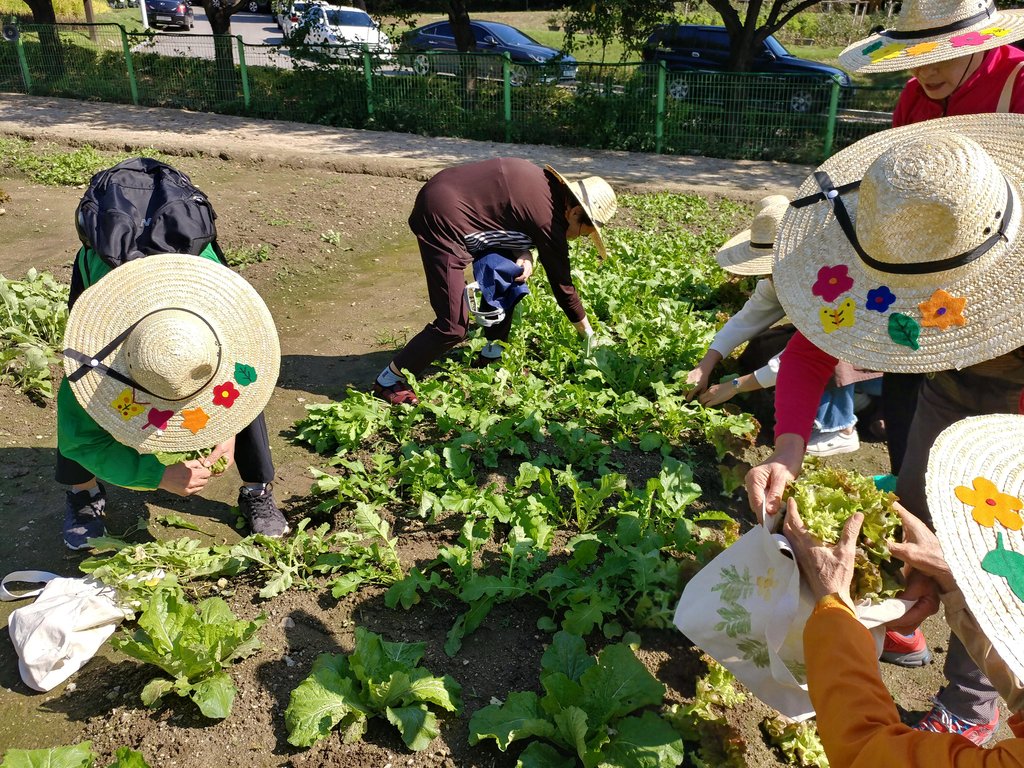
[277,0,310,37]
[299,4,393,59]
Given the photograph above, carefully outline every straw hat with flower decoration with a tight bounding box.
[771,113,1024,374]
[926,413,1024,685]
[62,253,280,454]
[545,165,618,260]
[839,0,1024,73]
[716,194,790,276]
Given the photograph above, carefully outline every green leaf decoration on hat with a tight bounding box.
[234,363,257,387]
[888,313,920,351]
[861,40,883,55]
[982,532,1024,602]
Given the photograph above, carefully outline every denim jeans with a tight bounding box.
[813,383,856,434]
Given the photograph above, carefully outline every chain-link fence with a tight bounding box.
[0,22,901,163]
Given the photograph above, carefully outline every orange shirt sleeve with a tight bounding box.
[805,596,1024,768]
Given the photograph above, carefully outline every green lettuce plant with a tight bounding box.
[113,585,264,719]
[284,627,462,750]
[469,631,685,767]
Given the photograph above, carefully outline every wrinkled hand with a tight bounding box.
[886,568,941,634]
[887,503,956,594]
[203,435,236,475]
[784,497,862,602]
[584,332,605,357]
[514,256,534,283]
[745,434,805,523]
[698,382,738,407]
[159,460,212,496]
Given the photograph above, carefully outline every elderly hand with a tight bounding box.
[783,497,862,603]
[514,255,534,283]
[159,460,212,496]
[887,503,956,594]
[745,433,805,523]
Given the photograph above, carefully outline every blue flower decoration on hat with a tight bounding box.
[866,286,896,313]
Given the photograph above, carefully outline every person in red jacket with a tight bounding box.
[747,0,1024,744]
[749,113,1024,745]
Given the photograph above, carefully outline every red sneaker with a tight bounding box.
[881,629,932,667]
[915,700,999,746]
[372,380,419,406]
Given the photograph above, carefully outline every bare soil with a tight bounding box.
[0,145,993,767]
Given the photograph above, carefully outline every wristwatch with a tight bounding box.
[731,378,741,390]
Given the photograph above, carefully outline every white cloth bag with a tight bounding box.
[674,524,908,720]
[3,571,130,692]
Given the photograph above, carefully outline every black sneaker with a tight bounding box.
[238,484,290,538]
[63,483,107,551]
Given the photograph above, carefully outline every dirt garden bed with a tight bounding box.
[0,145,973,768]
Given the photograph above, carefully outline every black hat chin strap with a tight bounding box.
[790,170,1013,275]
[63,308,220,402]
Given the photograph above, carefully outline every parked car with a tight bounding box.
[401,19,577,86]
[641,24,851,113]
[241,0,273,13]
[145,0,193,29]
[296,4,393,58]
[277,0,310,35]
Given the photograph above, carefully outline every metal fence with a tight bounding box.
[0,22,901,163]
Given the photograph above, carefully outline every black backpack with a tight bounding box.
[75,157,222,269]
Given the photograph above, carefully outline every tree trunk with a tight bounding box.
[24,0,66,81]
[202,1,238,104]
[448,0,474,53]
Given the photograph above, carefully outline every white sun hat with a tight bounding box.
[772,113,1024,374]
[838,0,1024,73]
[715,194,790,276]
[62,253,280,453]
[926,413,1024,684]
[545,165,618,260]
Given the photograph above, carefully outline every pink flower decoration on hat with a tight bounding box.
[213,381,240,409]
[951,30,992,48]
[955,477,1024,530]
[144,408,174,431]
[919,289,966,330]
[866,286,896,313]
[812,265,854,303]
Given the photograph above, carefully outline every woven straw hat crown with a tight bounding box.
[573,176,617,227]
[896,0,997,36]
[856,132,1009,274]
[123,310,220,401]
[715,194,789,275]
[749,195,789,247]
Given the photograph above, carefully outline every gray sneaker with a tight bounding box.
[238,484,290,538]
[63,483,107,551]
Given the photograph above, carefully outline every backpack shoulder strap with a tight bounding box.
[997,60,1024,113]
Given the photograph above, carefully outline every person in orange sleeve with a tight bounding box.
[785,413,1024,766]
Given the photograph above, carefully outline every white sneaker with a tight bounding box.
[806,429,860,456]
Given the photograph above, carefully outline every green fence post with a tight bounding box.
[502,52,511,143]
[236,35,250,111]
[363,49,374,119]
[655,60,667,155]
[120,24,139,105]
[14,33,31,94]
[822,76,841,161]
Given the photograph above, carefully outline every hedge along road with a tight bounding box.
[0,94,812,200]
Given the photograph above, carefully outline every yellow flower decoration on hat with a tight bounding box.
[869,43,906,63]
[905,41,939,57]
[955,477,1024,530]
[820,298,856,333]
[111,388,146,421]
[919,289,966,330]
[180,407,210,435]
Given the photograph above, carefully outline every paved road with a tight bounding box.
[0,93,812,200]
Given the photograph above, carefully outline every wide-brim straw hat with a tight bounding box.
[772,113,1024,374]
[545,165,617,260]
[839,0,1024,73]
[926,414,1024,684]
[716,194,789,276]
[63,253,280,453]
